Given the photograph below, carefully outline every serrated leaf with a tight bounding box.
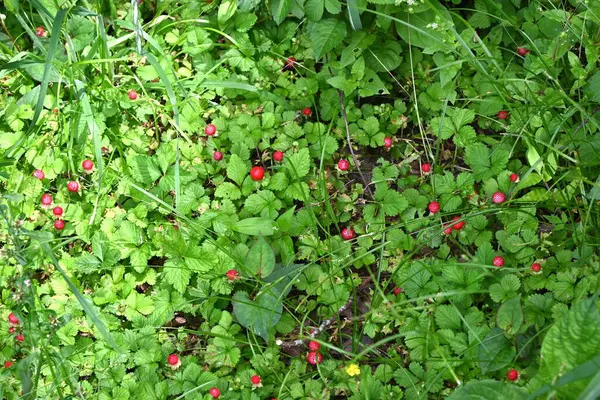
[270,0,291,24]
[307,18,347,60]
[227,154,249,186]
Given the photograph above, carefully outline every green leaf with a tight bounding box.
[227,154,249,186]
[232,218,275,236]
[465,143,510,181]
[307,18,347,60]
[497,295,523,335]
[448,380,528,400]
[477,328,515,374]
[232,289,283,342]
[163,260,191,294]
[244,190,282,219]
[284,148,311,179]
[270,0,291,25]
[218,0,238,27]
[305,0,324,21]
[246,236,276,278]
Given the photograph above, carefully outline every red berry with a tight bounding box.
[383,137,393,148]
[250,166,265,181]
[4,361,13,368]
[341,228,355,241]
[205,124,217,136]
[273,150,284,162]
[517,47,530,56]
[226,269,239,281]
[307,351,323,365]
[493,256,505,267]
[251,375,261,385]
[128,90,138,100]
[509,173,519,183]
[302,107,311,116]
[337,159,349,171]
[492,191,506,204]
[54,219,65,230]
[53,206,63,216]
[102,146,109,154]
[451,216,465,230]
[8,313,19,325]
[497,111,509,120]
[16,334,24,342]
[82,159,94,171]
[41,193,53,206]
[9,327,15,334]
[35,26,45,37]
[444,226,453,235]
[308,341,321,351]
[531,263,542,273]
[284,56,296,70]
[213,151,223,161]
[421,163,431,174]
[393,287,402,295]
[428,201,440,214]
[33,169,45,180]
[167,354,179,366]
[67,181,80,192]
[506,368,519,381]
[209,388,221,398]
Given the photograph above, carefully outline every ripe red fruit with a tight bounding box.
[444,226,453,235]
[54,219,65,230]
[250,166,265,181]
[428,201,440,214]
[226,269,239,281]
[308,341,321,351]
[205,124,217,136]
[302,107,311,116]
[33,169,45,180]
[497,110,509,120]
[16,334,24,342]
[251,375,261,385]
[35,26,45,37]
[337,159,349,171]
[383,137,393,148]
[9,327,15,334]
[509,173,519,183]
[8,313,19,325]
[4,361,13,368]
[82,159,94,171]
[393,287,402,295]
[128,90,138,100]
[493,256,505,267]
[213,151,223,161]
[421,163,431,174]
[209,388,221,398]
[492,191,506,204]
[67,181,80,192]
[451,216,465,230]
[41,193,53,206]
[273,151,284,162]
[517,47,530,56]
[531,263,542,273]
[341,228,355,241]
[506,368,519,381]
[53,206,63,216]
[167,354,179,366]
[307,351,323,365]
[284,56,297,70]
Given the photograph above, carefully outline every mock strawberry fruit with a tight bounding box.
[82,159,94,171]
[128,90,138,100]
[41,193,53,206]
[284,56,296,71]
[341,228,355,241]
[451,216,465,230]
[4,361,13,368]
[302,107,311,116]
[492,191,506,204]
[506,368,519,381]
[428,201,440,214]
[251,375,261,385]
[531,263,542,273]
[383,137,393,148]
[205,124,217,136]
[517,47,529,56]
[308,341,321,351]
[33,169,45,180]
[54,220,65,230]
[393,287,402,295]
[209,388,221,398]
[16,334,24,342]
[421,163,431,174]
[213,151,223,161]
[444,226,453,235]
[35,26,46,37]
[250,166,265,181]
[67,181,80,192]
[9,326,15,334]
[273,150,284,162]
[226,269,239,281]
[307,351,323,365]
[337,159,349,171]
[53,206,63,216]
[497,110,509,120]
[167,353,181,369]
[509,173,519,183]
[493,256,505,267]
[8,313,19,325]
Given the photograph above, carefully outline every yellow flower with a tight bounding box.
[345,363,361,377]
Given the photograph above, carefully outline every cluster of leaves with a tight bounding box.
[1,0,600,399]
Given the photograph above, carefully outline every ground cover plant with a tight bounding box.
[1,0,600,398]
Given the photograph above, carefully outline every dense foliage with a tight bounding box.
[1,0,600,398]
